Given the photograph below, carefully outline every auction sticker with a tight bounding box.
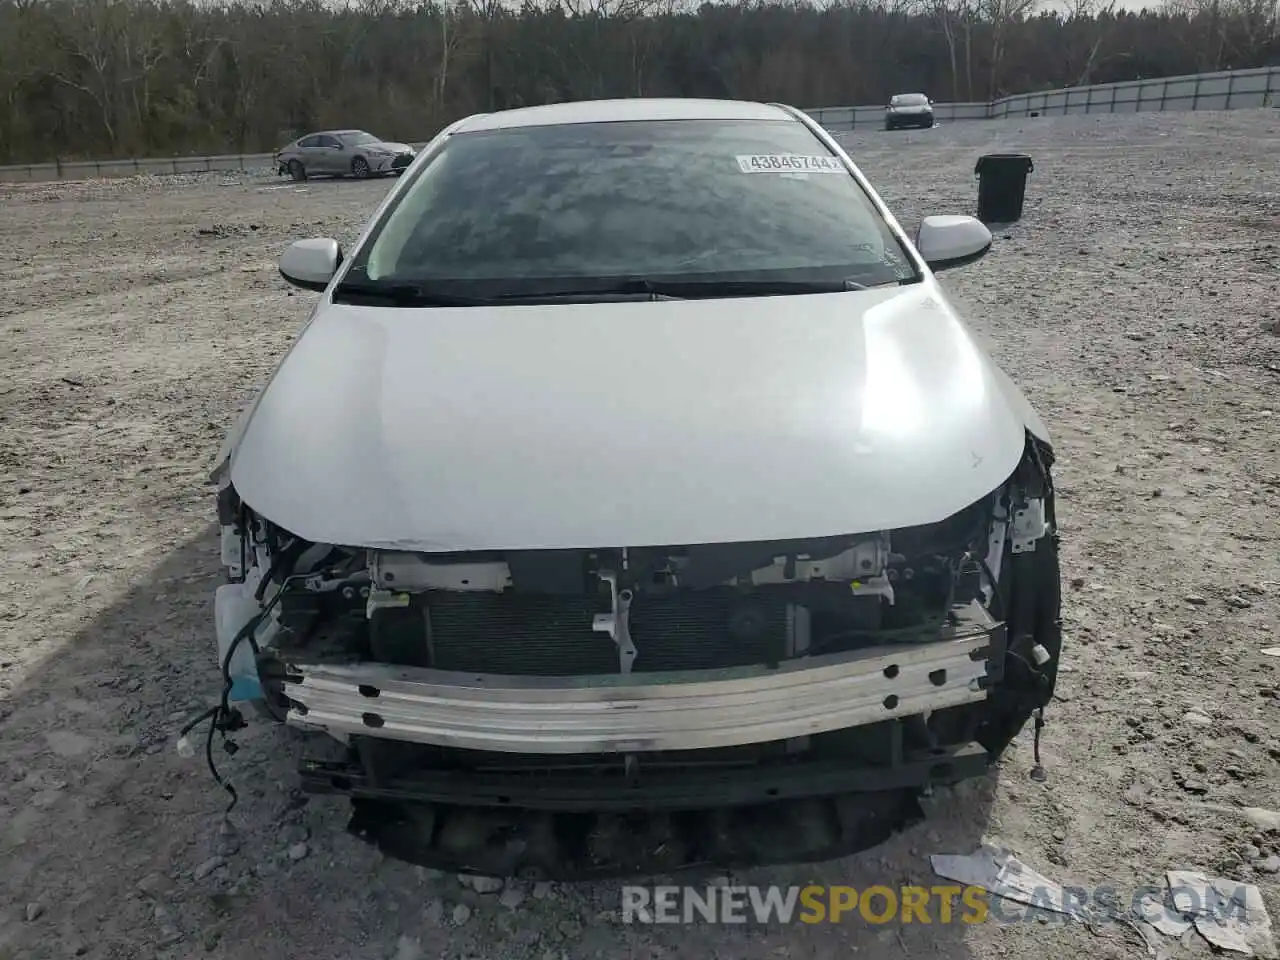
[736,154,846,174]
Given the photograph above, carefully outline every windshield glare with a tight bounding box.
[891,95,929,106]
[341,132,379,145]
[350,118,915,295]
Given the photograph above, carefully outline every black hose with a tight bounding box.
[977,555,1006,620]
[202,614,265,814]
[179,705,220,739]
[254,538,309,602]
[205,707,239,811]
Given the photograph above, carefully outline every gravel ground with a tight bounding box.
[2,108,1279,960]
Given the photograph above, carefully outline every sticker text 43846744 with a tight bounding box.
[735,154,847,174]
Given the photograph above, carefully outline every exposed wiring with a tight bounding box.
[184,571,313,812]
[1004,648,1051,782]
[179,705,220,739]
[206,704,240,810]
[178,704,240,811]
[253,538,305,602]
[1030,707,1047,782]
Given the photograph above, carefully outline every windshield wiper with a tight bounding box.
[333,275,894,307]
[644,277,872,297]
[490,277,876,302]
[332,280,493,307]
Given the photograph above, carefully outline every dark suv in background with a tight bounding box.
[885,93,935,130]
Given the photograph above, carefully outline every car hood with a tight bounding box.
[375,141,413,153]
[227,284,1042,552]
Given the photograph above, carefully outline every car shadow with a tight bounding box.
[0,525,1000,960]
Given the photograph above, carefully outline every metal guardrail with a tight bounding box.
[2,66,1276,183]
[0,151,276,184]
[806,65,1279,131]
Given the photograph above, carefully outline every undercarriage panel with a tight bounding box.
[343,788,934,881]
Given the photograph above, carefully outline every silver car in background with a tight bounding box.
[275,129,416,181]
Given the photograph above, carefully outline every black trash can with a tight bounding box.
[975,153,1034,225]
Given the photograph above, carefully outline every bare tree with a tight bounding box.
[1056,0,1119,85]
[1,0,1275,163]
[978,0,1036,98]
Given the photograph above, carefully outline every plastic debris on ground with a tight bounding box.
[929,844,1093,922]
[1134,891,1193,938]
[930,847,1277,959]
[1165,870,1277,959]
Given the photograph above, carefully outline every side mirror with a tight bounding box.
[279,237,342,291]
[915,215,992,271]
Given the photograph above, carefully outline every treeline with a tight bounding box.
[0,0,1277,164]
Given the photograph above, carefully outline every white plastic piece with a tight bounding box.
[176,735,195,758]
[214,582,269,701]
[744,538,889,586]
[1031,643,1051,666]
[590,571,636,675]
[931,845,1092,923]
[219,525,243,578]
[1167,870,1277,958]
[1011,498,1049,554]
[371,552,512,592]
[982,500,1008,606]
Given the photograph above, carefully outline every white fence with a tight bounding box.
[1,66,1277,184]
[0,143,432,185]
[806,64,1279,131]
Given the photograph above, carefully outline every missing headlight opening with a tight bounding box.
[200,435,1061,880]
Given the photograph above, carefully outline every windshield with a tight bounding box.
[341,131,379,145]
[346,118,916,298]
[891,95,929,106]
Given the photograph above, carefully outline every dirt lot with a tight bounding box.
[1,108,1279,960]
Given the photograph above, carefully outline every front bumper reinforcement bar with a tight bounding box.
[282,628,992,754]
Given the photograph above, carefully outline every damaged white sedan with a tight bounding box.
[206,97,1061,878]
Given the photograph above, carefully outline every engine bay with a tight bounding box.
[215,482,1004,684]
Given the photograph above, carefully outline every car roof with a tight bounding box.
[890,93,928,99]
[300,130,370,139]
[454,98,797,134]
